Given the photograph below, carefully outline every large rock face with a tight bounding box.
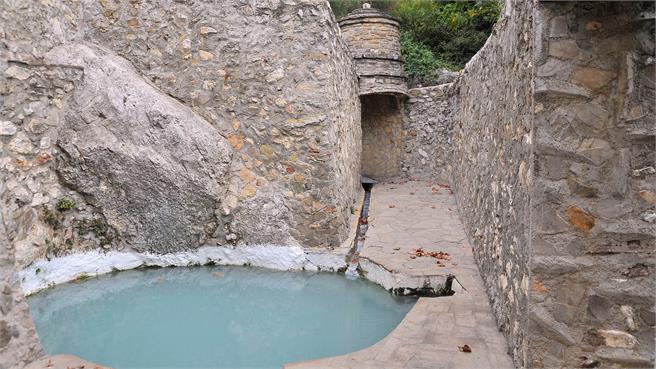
[46,44,233,253]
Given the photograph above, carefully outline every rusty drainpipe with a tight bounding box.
[345,176,376,279]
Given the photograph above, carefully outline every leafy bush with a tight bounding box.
[42,207,60,229]
[56,197,75,212]
[400,31,456,85]
[391,0,500,69]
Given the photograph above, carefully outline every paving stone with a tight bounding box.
[285,181,513,369]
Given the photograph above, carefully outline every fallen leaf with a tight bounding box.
[458,344,472,353]
[410,248,451,261]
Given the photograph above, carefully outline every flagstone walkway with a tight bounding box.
[285,181,514,369]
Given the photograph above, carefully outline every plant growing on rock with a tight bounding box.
[55,197,75,212]
[73,217,115,247]
[41,207,61,229]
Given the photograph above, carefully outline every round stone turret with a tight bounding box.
[338,5,407,96]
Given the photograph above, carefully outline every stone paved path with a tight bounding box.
[363,180,480,289]
[286,181,514,369]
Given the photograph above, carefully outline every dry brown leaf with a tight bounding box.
[458,344,472,353]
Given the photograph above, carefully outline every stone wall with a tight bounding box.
[435,1,655,368]
[1,0,361,280]
[1,2,361,365]
[77,0,362,249]
[449,0,534,366]
[338,7,407,96]
[0,213,42,368]
[360,94,403,180]
[530,2,655,368]
[401,84,457,182]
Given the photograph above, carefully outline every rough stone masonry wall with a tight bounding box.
[0,0,361,278]
[402,84,457,182]
[530,2,655,368]
[450,0,534,367]
[0,213,42,368]
[78,0,361,249]
[360,94,403,179]
[338,9,407,96]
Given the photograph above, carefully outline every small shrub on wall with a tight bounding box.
[400,30,457,86]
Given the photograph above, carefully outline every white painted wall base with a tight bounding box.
[20,245,348,295]
[20,245,456,297]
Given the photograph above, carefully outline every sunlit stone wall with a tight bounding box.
[0,0,361,283]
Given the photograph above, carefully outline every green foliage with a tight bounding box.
[329,0,501,82]
[74,217,114,246]
[91,218,108,238]
[399,31,456,84]
[391,0,500,70]
[56,197,75,212]
[42,207,60,229]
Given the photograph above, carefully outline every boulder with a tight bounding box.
[45,44,233,253]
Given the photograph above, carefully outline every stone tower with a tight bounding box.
[338,4,407,180]
[338,4,407,96]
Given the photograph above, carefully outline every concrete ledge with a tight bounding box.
[24,354,112,369]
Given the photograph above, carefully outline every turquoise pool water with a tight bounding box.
[28,266,416,369]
